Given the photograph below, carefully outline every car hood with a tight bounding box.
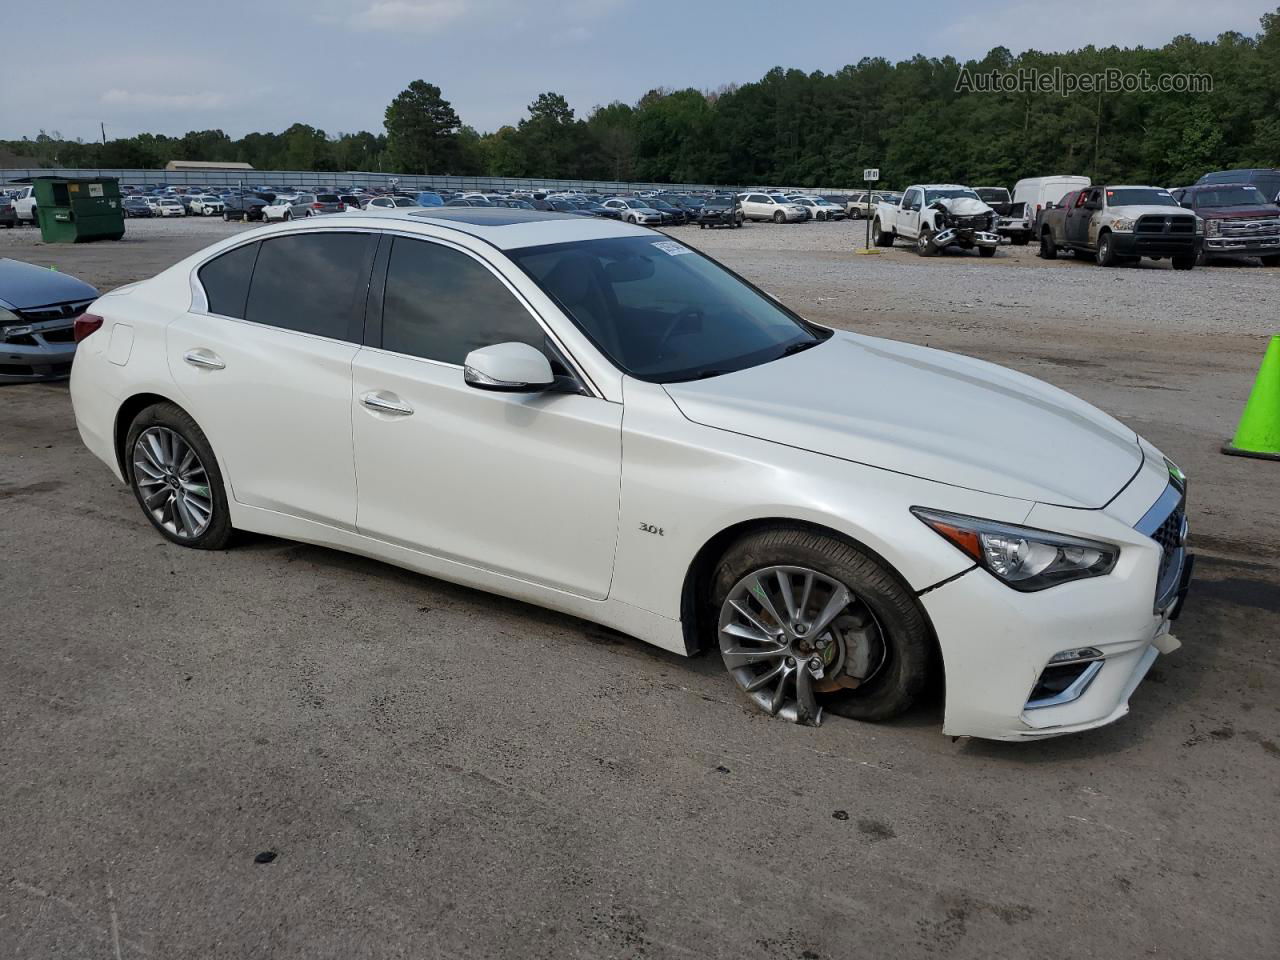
[0,257,99,310]
[935,197,994,216]
[662,332,1142,509]
[1196,204,1280,219]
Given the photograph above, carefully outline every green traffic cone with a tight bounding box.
[1222,334,1280,461]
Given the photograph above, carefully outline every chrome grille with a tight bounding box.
[1136,215,1196,234]
[1219,217,1280,237]
[1135,481,1188,614]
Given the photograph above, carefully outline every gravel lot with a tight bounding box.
[2,217,1278,959]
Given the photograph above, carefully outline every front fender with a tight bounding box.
[610,379,1035,622]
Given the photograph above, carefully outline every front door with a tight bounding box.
[351,234,622,599]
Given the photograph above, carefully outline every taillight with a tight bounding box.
[312,202,324,209]
[74,312,104,343]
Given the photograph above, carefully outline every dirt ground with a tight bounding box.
[2,218,1277,959]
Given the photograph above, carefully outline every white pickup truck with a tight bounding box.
[872,184,1001,257]
[10,185,38,225]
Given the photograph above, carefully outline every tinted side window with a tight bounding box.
[244,233,373,341]
[199,241,259,318]
[381,238,545,365]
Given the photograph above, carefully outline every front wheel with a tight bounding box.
[1260,254,1280,267]
[979,246,996,258]
[773,211,785,223]
[283,210,292,221]
[1038,230,1057,259]
[713,527,933,725]
[1096,232,1118,267]
[1171,254,1196,271]
[126,402,233,550]
[916,226,937,256]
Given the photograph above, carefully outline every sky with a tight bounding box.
[0,0,1274,142]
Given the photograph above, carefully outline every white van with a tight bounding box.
[1014,175,1091,233]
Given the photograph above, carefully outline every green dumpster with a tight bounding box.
[33,176,125,243]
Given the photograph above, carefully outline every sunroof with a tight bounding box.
[406,208,577,226]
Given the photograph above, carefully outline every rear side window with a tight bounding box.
[198,241,259,318]
[380,237,546,365]
[244,233,374,341]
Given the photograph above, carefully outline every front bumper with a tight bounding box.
[932,227,1000,248]
[1109,231,1201,258]
[1,321,77,382]
[922,480,1192,740]
[1204,235,1280,256]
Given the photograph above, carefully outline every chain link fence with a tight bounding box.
[0,167,858,197]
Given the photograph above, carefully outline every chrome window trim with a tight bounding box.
[186,224,606,399]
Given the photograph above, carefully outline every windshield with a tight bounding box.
[509,235,823,383]
[622,199,646,208]
[924,188,980,203]
[705,199,731,208]
[1190,186,1269,208]
[1106,188,1177,207]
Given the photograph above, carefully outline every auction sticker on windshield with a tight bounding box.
[652,240,692,256]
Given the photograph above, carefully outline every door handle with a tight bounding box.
[183,349,225,370]
[360,391,414,416]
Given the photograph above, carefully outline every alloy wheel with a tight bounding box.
[718,565,886,725]
[132,426,214,540]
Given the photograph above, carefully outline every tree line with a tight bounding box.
[4,8,1278,189]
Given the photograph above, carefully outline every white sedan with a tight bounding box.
[68,209,1192,741]
[148,197,186,217]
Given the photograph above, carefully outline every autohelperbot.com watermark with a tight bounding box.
[955,66,1212,97]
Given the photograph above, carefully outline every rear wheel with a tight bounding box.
[873,219,894,247]
[1038,230,1057,259]
[1171,254,1196,271]
[1261,254,1280,267]
[712,527,932,725]
[1012,233,1030,246]
[125,402,232,550]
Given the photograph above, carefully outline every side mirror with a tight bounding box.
[463,342,554,393]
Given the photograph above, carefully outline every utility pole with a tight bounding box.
[100,122,107,146]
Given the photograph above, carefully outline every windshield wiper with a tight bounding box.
[780,339,821,358]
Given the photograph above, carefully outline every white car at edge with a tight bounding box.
[68,208,1193,741]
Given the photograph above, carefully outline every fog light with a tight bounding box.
[1049,647,1103,664]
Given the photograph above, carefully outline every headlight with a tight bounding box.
[912,508,1119,592]
[1110,217,1136,232]
[0,305,21,328]
[1203,219,1216,236]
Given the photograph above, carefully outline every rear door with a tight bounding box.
[168,230,377,527]
[1065,189,1096,247]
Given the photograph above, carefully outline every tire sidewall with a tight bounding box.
[125,402,233,550]
[710,528,933,721]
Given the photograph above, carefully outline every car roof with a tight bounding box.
[323,207,657,250]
